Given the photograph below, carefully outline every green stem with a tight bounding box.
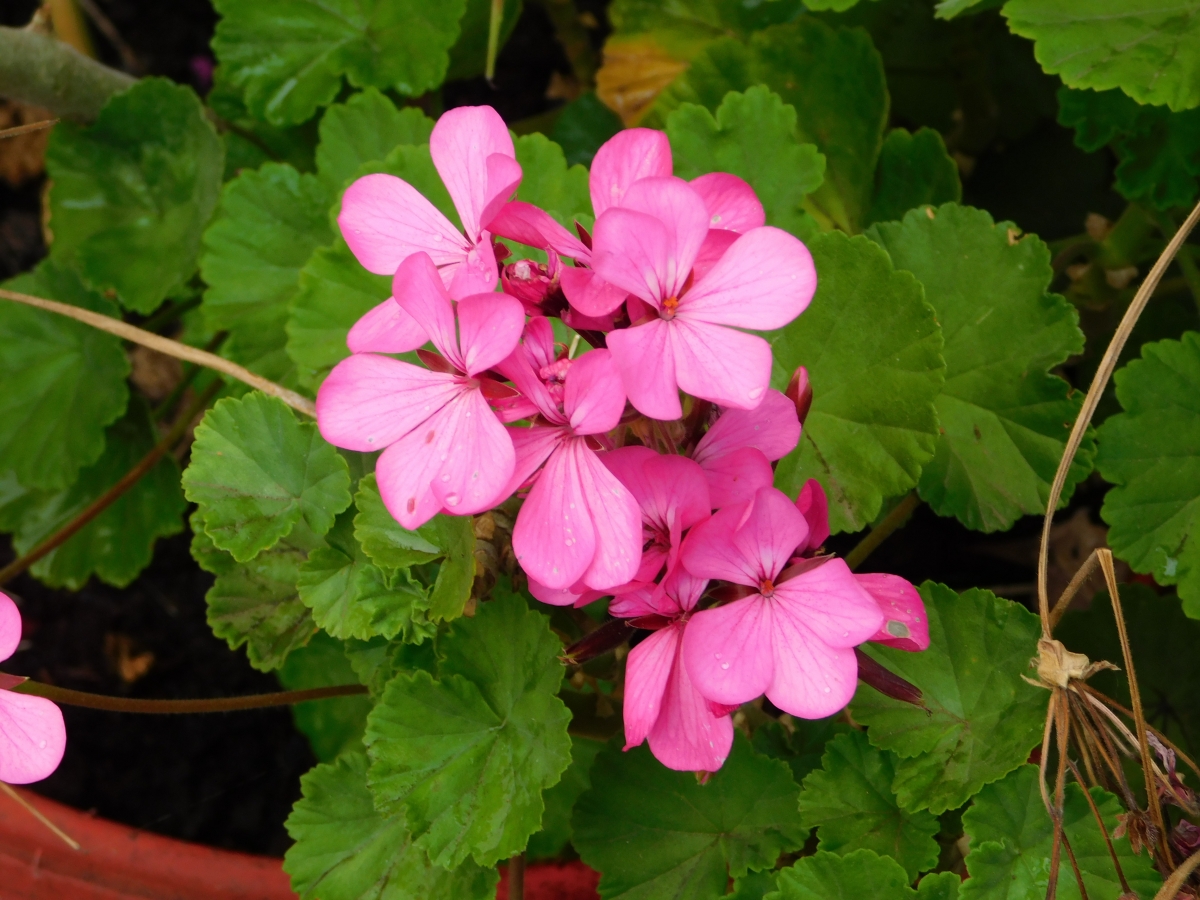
[485,0,505,81]
[11,680,367,713]
[844,491,920,571]
[0,25,134,121]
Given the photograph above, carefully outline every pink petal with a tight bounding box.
[0,692,66,784]
[680,227,816,330]
[527,578,602,608]
[575,442,643,590]
[590,128,672,216]
[513,441,596,589]
[346,298,427,355]
[662,564,708,614]
[692,229,739,281]
[682,487,808,586]
[670,318,773,411]
[856,573,930,652]
[682,596,775,706]
[522,316,558,369]
[591,207,676,306]
[0,591,19,661]
[446,238,499,298]
[689,172,765,233]
[478,154,523,235]
[700,447,774,510]
[693,390,801,465]
[608,582,666,618]
[623,626,677,750]
[641,454,711,532]
[497,348,563,424]
[766,621,860,719]
[337,173,468,276]
[429,105,515,240]
[391,252,460,366]
[455,292,526,376]
[561,267,628,318]
[490,201,590,260]
[505,425,567,494]
[599,445,659,503]
[606,318,682,420]
[316,354,462,452]
[617,177,710,296]
[774,559,883,649]
[563,349,627,435]
[648,625,734,772]
[795,479,830,553]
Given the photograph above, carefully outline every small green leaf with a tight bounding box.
[183,393,352,562]
[513,133,592,226]
[366,590,571,867]
[1057,86,1144,152]
[865,128,961,227]
[960,765,1161,900]
[667,86,826,238]
[798,731,940,879]
[212,0,470,126]
[730,870,781,900]
[572,734,806,900]
[345,635,439,697]
[768,231,945,533]
[852,583,1045,815]
[46,78,223,313]
[278,631,373,763]
[527,735,604,861]
[0,260,129,490]
[550,93,623,167]
[316,89,435,193]
[868,204,1093,532]
[285,752,498,900]
[751,716,852,786]
[1097,332,1200,616]
[918,873,962,900]
[1004,0,1200,113]
[766,849,914,900]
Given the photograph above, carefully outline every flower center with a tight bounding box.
[759,578,775,598]
[661,295,680,319]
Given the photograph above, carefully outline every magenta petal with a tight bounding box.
[563,349,626,435]
[346,298,427,354]
[528,578,588,607]
[795,479,830,552]
[682,487,808,585]
[591,207,675,305]
[856,573,930,652]
[606,319,682,421]
[506,425,567,494]
[497,346,563,424]
[599,445,659,500]
[575,443,643,590]
[430,105,515,239]
[681,227,816,330]
[670,318,773,411]
[648,627,734,772]
[690,172,765,233]
[455,292,526,376]
[700,447,774,510]
[692,229,740,281]
[490,201,590,259]
[560,267,627,318]
[641,454,711,532]
[0,591,19,661]
[447,238,499,297]
[774,559,884,648]
[618,177,710,293]
[479,153,524,234]
[766,622,860,719]
[0,692,66,784]
[316,355,461,452]
[590,128,673,216]
[338,174,468,275]
[392,252,460,365]
[513,441,597,589]
[682,596,775,706]
[623,626,677,750]
[693,390,801,465]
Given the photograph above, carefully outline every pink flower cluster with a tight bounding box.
[317,106,929,773]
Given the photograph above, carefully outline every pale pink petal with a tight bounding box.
[575,442,643,590]
[679,499,762,586]
[795,479,830,553]
[446,238,500,298]
[661,563,708,615]
[700,447,774,510]
[774,559,884,648]
[429,106,515,240]
[648,626,734,772]
[856,573,930,652]
[670,318,773,411]
[693,390,801,465]
[606,318,681,421]
[617,177,710,295]
[591,207,674,306]
[692,229,739,281]
[766,621,860,719]
[513,442,595,588]
[490,201,591,260]
[0,692,66,784]
[680,227,816,330]
[561,267,628,317]
[590,128,672,216]
[0,591,19,661]
[689,173,765,233]
[338,173,468,275]
[455,292,526,376]
[391,252,460,366]
[563,349,626,435]
[346,298,428,354]
[528,578,590,607]
[682,596,775,706]
[505,425,567,494]
[608,583,666,618]
[478,154,523,234]
[623,626,677,750]
[497,349,562,424]
[682,487,807,585]
[316,355,462,452]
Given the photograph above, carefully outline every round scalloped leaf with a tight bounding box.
[865,128,961,227]
[316,88,435,192]
[766,849,914,900]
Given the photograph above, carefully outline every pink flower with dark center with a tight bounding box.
[681,487,883,719]
[692,390,801,508]
[316,252,524,529]
[0,592,66,784]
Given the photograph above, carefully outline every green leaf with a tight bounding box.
[183,393,352,562]
[45,78,223,313]
[513,133,592,226]
[1004,0,1200,113]
[730,870,781,900]
[1057,86,1144,153]
[851,583,1045,815]
[667,86,826,238]
[0,260,129,490]
[445,0,523,81]
[316,89,435,193]
[865,128,961,227]
[285,752,498,900]
[9,400,185,590]
[365,590,571,867]
[208,67,319,180]
[211,0,470,126]
[549,93,623,167]
[345,635,439,697]
[868,204,1092,532]
[767,232,945,533]
[766,850,914,900]
[572,734,806,900]
[527,735,604,861]
[798,731,940,879]
[960,765,1161,900]
[751,716,852,786]
[1097,332,1200,616]
[918,873,962,900]
[278,630,373,763]
[200,162,333,376]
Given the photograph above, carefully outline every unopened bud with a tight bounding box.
[562,618,635,665]
[786,366,813,426]
[501,250,564,315]
[854,648,925,708]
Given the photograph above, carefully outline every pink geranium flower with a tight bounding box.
[620,567,733,773]
[595,177,816,419]
[692,389,801,508]
[681,487,883,719]
[316,252,524,529]
[0,592,66,784]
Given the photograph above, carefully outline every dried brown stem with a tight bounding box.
[1153,847,1200,900]
[1067,757,1131,896]
[0,117,59,139]
[1049,548,1102,632]
[1079,684,1200,781]
[0,782,79,850]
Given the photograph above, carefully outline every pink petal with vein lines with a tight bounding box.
[345,299,427,355]
[563,349,626,435]
[681,596,775,706]
[590,128,672,216]
[430,106,516,239]
[0,591,19,661]
[338,174,468,276]
[456,292,526,376]
[0,692,66,784]
[392,253,459,366]
[690,172,764,233]
[617,177,710,296]
[693,391,801,465]
[670,318,774,411]
[605,319,681,420]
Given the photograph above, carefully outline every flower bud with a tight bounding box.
[854,648,925,708]
[501,250,564,316]
[786,365,813,426]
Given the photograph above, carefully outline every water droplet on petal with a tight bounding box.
[433,233,443,242]
[38,740,46,748]
[824,687,830,693]
[714,653,722,659]
[445,493,460,507]
[720,661,730,670]
[748,386,764,400]
[440,473,451,482]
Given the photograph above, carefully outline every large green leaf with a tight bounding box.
[572,735,806,900]
[798,731,939,879]
[667,86,826,238]
[1096,332,1200,616]
[0,260,129,490]
[45,78,223,313]
[316,89,435,193]
[865,128,961,227]
[284,752,498,900]
[211,0,469,126]
[960,765,1161,900]
[751,716,852,786]
[1004,0,1200,112]
[512,133,592,225]
[767,232,945,533]
[767,850,914,900]
[365,590,571,867]
[183,393,352,562]
[278,631,374,763]
[852,583,1046,815]
[208,66,319,180]
[868,204,1092,532]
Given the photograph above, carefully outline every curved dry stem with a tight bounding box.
[1153,847,1200,900]
[0,288,316,418]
